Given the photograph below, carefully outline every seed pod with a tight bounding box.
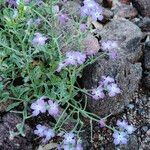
[131,0,150,17]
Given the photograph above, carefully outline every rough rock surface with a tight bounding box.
[143,73,150,89]
[143,41,150,90]
[143,41,150,70]
[131,0,150,17]
[134,17,150,32]
[83,56,142,117]
[61,1,81,18]
[0,113,33,150]
[98,18,143,63]
[113,4,138,19]
[81,34,100,55]
[83,19,143,117]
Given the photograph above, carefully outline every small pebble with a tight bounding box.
[142,126,148,132]
[128,104,134,109]
[146,129,150,136]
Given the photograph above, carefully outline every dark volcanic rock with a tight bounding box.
[0,113,33,150]
[135,17,150,32]
[98,18,143,63]
[143,73,150,89]
[131,0,150,17]
[143,41,150,70]
[83,57,142,117]
[83,18,143,117]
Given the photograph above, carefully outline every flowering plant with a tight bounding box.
[0,0,136,149]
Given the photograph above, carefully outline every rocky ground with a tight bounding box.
[0,0,150,149]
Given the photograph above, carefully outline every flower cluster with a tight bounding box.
[31,96,59,117]
[34,128,83,149]
[58,12,69,25]
[56,51,86,72]
[32,33,47,46]
[113,120,136,145]
[6,0,17,8]
[101,40,118,60]
[113,131,128,145]
[117,120,136,134]
[58,132,83,150]
[81,0,103,21]
[91,76,121,100]
[34,124,55,143]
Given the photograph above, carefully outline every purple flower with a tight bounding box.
[125,125,136,134]
[43,128,55,141]
[91,8,103,21]
[117,120,136,134]
[101,41,118,51]
[113,131,128,145]
[63,144,75,150]
[101,76,115,86]
[31,97,47,116]
[6,0,17,8]
[47,100,59,117]
[117,120,128,129]
[63,132,76,145]
[34,124,47,137]
[74,52,86,65]
[76,143,83,150]
[58,13,69,25]
[64,51,86,66]
[80,24,87,32]
[107,83,121,97]
[57,144,62,150]
[101,40,118,59]
[34,124,55,142]
[32,33,47,46]
[81,0,103,21]
[65,51,77,66]
[83,0,96,7]
[99,119,106,128]
[91,86,105,100]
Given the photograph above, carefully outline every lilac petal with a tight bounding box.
[63,132,76,145]
[48,100,59,117]
[34,124,47,137]
[44,128,55,141]
[116,120,128,129]
[125,125,136,134]
[114,138,120,145]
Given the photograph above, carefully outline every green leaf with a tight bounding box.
[16,123,25,137]
[6,101,21,111]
